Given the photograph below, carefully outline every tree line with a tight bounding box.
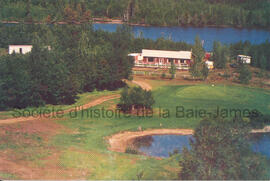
[0,23,269,110]
[0,24,134,110]
[0,23,192,110]
[191,38,270,83]
[212,40,270,71]
[1,0,270,29]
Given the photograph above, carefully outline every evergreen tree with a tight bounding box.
[189,61,202,79]
[0,54,44,109]
[179,118,270,180]
[193,36,205,63]
[189,36,206,79]
[238,64,252,84]
[202,63,209,80]
[213,41,227,69]
[260,55,267,70]
[169,61,176,79]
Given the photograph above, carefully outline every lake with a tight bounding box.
[94,23,270,51]
[134,134,270,158]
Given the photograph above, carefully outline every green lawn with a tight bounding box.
[1,84,270,179]
[0,172,18,179]
[0,90,120,120]
[49,84,270,179]
[154,84,270,123]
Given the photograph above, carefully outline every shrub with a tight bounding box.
[118,86,155,112]
[161,72,166,78]
[222,70,231,79]
[125,146,139,154]
[169,148,179,157]
[248,110,270,129]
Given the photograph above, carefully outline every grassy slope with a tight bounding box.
[0,82,269,179]
[0,90,120,120]
[50,83,270,179]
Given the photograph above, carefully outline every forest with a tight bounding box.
[0,0,270,28]
[0,24,133,109]
[0,23,191,110]
[212,40,270,70]
[0,23,270,110]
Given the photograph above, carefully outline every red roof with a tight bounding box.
[204,52,211,60]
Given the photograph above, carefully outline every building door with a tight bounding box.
[159,58,163,65]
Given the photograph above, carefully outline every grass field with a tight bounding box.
[0,81,270,179]
[0,90,120,120]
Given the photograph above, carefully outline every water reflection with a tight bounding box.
[135,135,192,157]
[134,134,270,158]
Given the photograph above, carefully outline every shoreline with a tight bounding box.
[107,128,194,153]
[1,18,270,31]
[107,126,270,153]
[251,126,270,133]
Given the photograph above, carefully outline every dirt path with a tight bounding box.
[0,78,152,125]
[0,94,120,125]
[64,94,120,113]
[107,129,194,153]
[132,80,152,90]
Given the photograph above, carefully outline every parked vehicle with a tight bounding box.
[230,63,238,68]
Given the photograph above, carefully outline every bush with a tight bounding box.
[248,110,270,129]
[222,70,231,79]
[161,72,166,78]
[118,86,155,112]
[169,149,179,157]
[125,146,139,154]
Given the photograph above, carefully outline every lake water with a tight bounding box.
[93,23,270,51]
[135,134,270,158]
[4,23,270,51]
[134,135,192,157]
[251,133,270,158]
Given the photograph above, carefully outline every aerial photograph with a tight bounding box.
[0,0,270,180]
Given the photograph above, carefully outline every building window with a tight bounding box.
[169,58,173,63]
[19,48,22,54]
[180,59,185,63]
[148,57,154,62]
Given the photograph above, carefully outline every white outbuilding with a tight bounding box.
[237,55,251,64]
[9,45,33,54]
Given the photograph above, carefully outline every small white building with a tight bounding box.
[205,60,214,70]
[9,45,33,54]
[237,55,251,64]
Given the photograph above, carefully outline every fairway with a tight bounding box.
[155,85,270,116]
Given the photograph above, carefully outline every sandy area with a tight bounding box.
[251,126,270,133]
[107,129,194,153]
